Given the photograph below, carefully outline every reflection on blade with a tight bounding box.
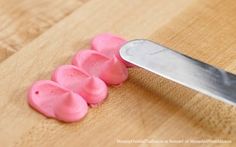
[120,39,236,106]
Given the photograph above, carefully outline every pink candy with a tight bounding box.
[28,33,133,122]
[92,33,134,67]
[28,80,88,122]
[52,65,108,104]
[72,50,128,85]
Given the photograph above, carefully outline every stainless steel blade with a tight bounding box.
[120,39,236,106]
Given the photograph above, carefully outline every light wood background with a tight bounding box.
[0,0,236,146]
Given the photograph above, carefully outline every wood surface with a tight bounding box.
[0,0,236,146]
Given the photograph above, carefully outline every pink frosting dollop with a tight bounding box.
[99,56,128,85]
[54,92,88,122]
[52,65,108,104]
[72,50,109,77]
[72,50,128,85]
[28,80,88,122]
[91,33,134,67]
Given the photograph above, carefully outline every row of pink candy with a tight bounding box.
[28,33,133,122]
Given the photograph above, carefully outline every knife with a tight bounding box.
[120,39,236,106]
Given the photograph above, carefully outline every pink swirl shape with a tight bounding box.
[52,65,108,104]
[91,33,134,67]
[28,80,88,122]
[54,92,88,122]
[72,50,109,76]
[99,56,128,85]
[72,50,128,85]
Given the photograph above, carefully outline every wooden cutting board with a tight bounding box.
[0,0,236,146]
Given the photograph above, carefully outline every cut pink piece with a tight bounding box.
[91,33,134,67]
[78,76,108,105]
[28,80,88,122]
[100,56,128,85]
[72,50,109,77]
[54,92,88,122]
[72,50,128,85]
[52,65,108,104]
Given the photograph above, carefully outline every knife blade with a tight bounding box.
[120,39,236,106]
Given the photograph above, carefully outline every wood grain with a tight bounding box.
[0,0,236,147]
[0,0,88,62]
